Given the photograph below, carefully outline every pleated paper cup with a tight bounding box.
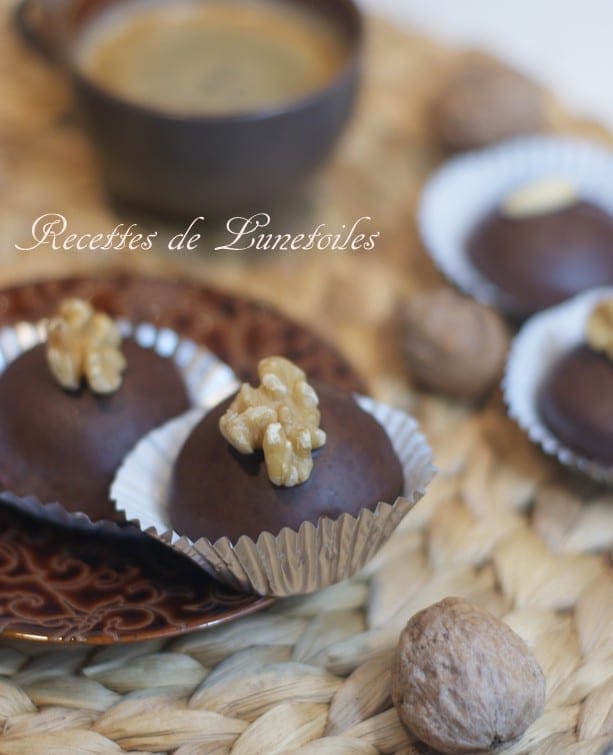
[112,396,436,596]
[504,287,613,485]
[418,135,613,316]
[0,319,238,529]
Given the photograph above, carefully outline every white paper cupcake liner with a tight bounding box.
[504,287,613,485]
[111,396,436,596]
[418,135,613,316]
[0,319,239,530]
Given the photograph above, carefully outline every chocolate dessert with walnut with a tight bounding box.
[537,299,613,465]
[467,179,613,317]
[169,356,404,543]
[0,299,190,519]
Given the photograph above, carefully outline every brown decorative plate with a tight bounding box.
[0,275,364,644]
[0,504,272,644]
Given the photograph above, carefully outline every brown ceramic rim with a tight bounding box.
[0,501,274,645]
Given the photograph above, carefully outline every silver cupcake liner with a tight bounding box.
[418,135,613,316]
[112,396,436,596]
[0,319,239,529]
[504,287,613,486]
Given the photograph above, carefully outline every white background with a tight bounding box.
[359,0,613,130]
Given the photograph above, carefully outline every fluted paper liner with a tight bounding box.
[112,396,436,596]
[0,319,239,530]
[419,135,613,317]
[504,287,613,485]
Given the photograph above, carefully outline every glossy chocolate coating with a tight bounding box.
[538,344,613,464]
[0,340,190,519]
[169,382,404,542]
[467,201,613,317]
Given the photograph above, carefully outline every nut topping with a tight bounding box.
[46,298,127,394]
[586,298,613,360]
[219,356,326,487]
[501,177,577,219]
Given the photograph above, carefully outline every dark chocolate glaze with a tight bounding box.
[538,344,613,464]
[169,382,404,542]
[467,201,613,317]
[0,340,190,519]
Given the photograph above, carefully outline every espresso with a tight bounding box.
[74,0,348,115]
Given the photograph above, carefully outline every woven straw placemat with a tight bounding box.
[0,3,612,753]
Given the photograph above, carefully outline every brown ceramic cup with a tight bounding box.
[16,0,362,218]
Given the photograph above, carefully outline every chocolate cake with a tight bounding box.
[0,340,190,519]
[537,344,613,465]
[467,199,613,317]
[169,381,404,543]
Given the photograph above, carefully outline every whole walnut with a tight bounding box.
[403,288,509,400]
[431,52,545,153]
[392,598,546,754]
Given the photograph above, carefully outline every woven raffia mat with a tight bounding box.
[0,3,613,753]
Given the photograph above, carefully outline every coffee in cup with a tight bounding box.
[73,0,350,115]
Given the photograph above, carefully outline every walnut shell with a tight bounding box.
[403,288,510,400]
[431,52,544,153]
[392,598,546,754]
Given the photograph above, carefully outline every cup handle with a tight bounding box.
[14,0,65,62]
